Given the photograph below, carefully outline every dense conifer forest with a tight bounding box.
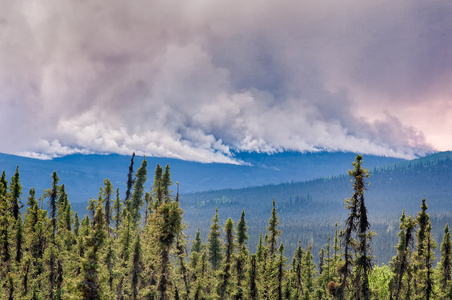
[0,154,451,299]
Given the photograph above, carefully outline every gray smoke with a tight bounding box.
[1,0,447,162]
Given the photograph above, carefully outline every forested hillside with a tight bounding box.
[0,151,403,201]
[0,153,451,299]
[179,152,452,263]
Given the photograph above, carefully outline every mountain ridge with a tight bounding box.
[0,151,404,203]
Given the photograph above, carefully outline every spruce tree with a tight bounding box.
[47,171,60,241]
[74,213,80,237]
[24,188,48,292]
[113,188,122,235]
[78,203,106,299]
[338,154,370,300]
[218,217,235,299]
[302,243,317,299]
[102,179,113,236]
[390,211,416,300]
[153,164,164,208]
[175,238,190,298]
[235,210,249,299]
[273,243,287,300]
[154,201,183,299]
[125,152,136,207]
[0,171,7,198]
[352,155,372,300]
[9,166,22,221]
[256,233,264,263]
[286,241,305,298]
[130,157,147,224]
[266,199,281,258]
[130,235,144,300]
[162,164,172,203]
[0,180,12,277]
[248,254,258,299]
[190,227,204,270]
[413,199,437,300]
[104,239,116,294]
[440,224,452,293]
[14,214,24,263]
[207,208,223,271]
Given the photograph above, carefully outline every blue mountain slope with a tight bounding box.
[0,151,403,203]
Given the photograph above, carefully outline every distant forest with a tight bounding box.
[0,153,451,299]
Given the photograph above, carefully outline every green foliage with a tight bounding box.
[266,199,281,257]
[369,264,391,299]
[413,199,437,300]
[440,223,452,295]
[130,158,147,224]
[9,166,22,221]
[207,208,223,271]
[389,210,416,300]
[2,155,452,299]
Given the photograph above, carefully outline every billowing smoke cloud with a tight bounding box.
[1,0,448,162]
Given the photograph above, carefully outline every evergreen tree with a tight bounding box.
[440,223,452,293]
[256,232,264,262]
[0,180,12,278]
[302,243,317,299]
[175,238,190,299]
[235,210,249,299]
[247,254,258,299]
[74,213,80,237]
[207,208,223,271]
[154,201,183,299]
[87,197,96,220]
[9,166,22,221]
[102,179,114,236]
[338,154,370,300]
[352,155,372,300]
[266,199,281,258]
[125,152,136,207]
[130,235,144,300]
[390,211,416,300]
[218,217,235,299]
[162,164,172,203]
[78,203,106,299]
[333,221,340,263]
[113,188,122,235]
[0,171,7,198]
[14,214,24,263]
[24,188,48,293]
[144,191,153,225]
[190,227,204,270]
[413,199,437,300]
[117,209,134,299]
[130,157,147,223]
[47,171,60,241]
[104,239,116,294]
[153,164,164,208]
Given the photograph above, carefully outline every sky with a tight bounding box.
[1,0,451,163]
